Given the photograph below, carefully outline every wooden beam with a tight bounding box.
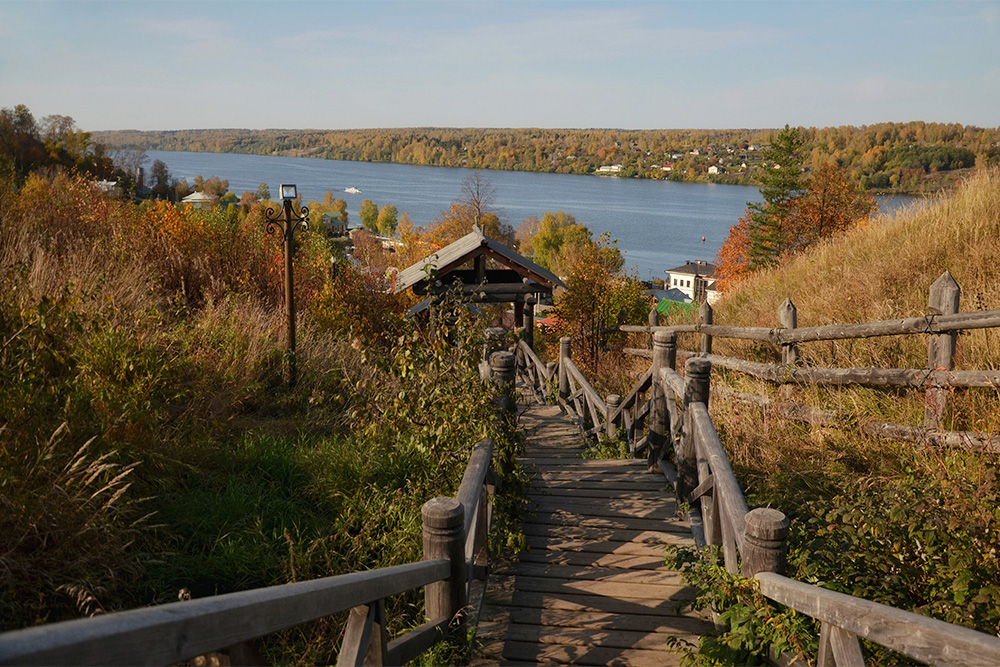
[757,572,1000,667]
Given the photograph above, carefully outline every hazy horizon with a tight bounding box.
[4,1,998,132]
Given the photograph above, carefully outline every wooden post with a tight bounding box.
[422,497,466,623]
[778,298,798,365]
[558,337,572,402]
[490,351,516,417]
[649,331,672,468]
[699,301,713,355]
[677,358,711,502]
[546,361,557,399]
[925,272,960,429]
[778,298,798,400]
[523,296,535,350]
[606,394,621,440]
[741,507,790,577]
[648,308,658,350]
[663,330,677,371]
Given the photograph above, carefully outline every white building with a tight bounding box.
[665,260,719,305]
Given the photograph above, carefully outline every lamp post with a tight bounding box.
[264,184,308,387]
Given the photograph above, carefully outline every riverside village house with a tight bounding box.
[665,259,720,305]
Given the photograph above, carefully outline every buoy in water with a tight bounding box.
[702,236,706,243]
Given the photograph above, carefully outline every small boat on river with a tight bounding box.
[344,186,362,194]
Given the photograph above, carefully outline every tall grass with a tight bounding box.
[658,170,1000,664]
[0,171,513,664]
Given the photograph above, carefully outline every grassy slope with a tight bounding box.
[0,173,514,664]
[662,170,1000,663]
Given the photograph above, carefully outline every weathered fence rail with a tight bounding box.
[616,271,1000,445]
[0,351,516,667]
[515,294,1000,665]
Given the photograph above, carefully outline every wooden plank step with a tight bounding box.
[504,622,699,651]
[509,590,698,616]
[526,512,683,533]
[530,479,669,492]
[522,523,690,544]
[511,575,689,600]
[526,487,667,500]
[521,459,647,468]
[508,608,711,634]
[514,562,684,585]
[523,535,672,556]
[528,498,679,520]
[518,550,665,570]
[501,640,681,667]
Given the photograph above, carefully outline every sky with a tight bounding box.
[1,0,998,132]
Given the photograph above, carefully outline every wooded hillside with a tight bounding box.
[95,122,1000,194]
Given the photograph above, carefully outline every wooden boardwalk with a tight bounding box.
[475,403,712,666]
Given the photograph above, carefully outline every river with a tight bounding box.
[146,150,915,282]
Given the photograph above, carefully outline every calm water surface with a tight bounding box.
[146,151,913,281]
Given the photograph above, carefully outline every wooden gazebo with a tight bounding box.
[393,228,566,326]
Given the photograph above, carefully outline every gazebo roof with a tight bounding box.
[393,228,565,295]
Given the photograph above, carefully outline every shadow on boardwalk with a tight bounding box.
[475,403,712,666]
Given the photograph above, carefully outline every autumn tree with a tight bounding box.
[426,173,515,247]
[714,210,754,291]
[359,198,378,232]
[150,159,172,199]
[377,203,398,236]
[522,211,592,274]
[255,182,270,200]
[553,234,647,367]
[202,176,229,197]
[784,162,876,253]
[748,124,806,268]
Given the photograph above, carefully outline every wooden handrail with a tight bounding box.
[620,308,1000,344]
[695,353,1000,389]
[690,403,748,554]
[563,358,608,417]
[0,560,450,666]
[516,339,550,382]
[756,572,1000,667]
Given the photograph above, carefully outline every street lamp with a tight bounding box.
[264,184,309,387]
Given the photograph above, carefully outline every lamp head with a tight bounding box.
[280,184,297,201]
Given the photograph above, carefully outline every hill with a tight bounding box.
[93,122,1000,195]
[658,169,1000,662]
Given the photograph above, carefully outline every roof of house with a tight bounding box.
[393,228,565,295]
[181,191,214,203]
[665,260,717,276]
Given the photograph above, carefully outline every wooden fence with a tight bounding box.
[515,302,1000,665]
[618,271,1000,453]
[0,352,517,667]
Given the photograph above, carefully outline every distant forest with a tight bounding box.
[95,122,1000,195]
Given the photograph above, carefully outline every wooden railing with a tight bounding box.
[0,351,516,667]
[620,271,1000,453]
[514,303,1000,665]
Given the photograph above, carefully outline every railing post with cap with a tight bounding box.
[678,357,711,502]
[558,337,572,402]
[741,507,789,577]
[422,497,466,622]
[490,351,516,418]
[606,394,621,440]
[649,330,672,467]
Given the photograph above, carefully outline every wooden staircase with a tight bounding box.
[475,403,712,666]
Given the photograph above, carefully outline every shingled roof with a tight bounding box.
[393,228,565,294]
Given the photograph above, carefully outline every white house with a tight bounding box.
[181,191,214,210]
[665,260,719,305]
